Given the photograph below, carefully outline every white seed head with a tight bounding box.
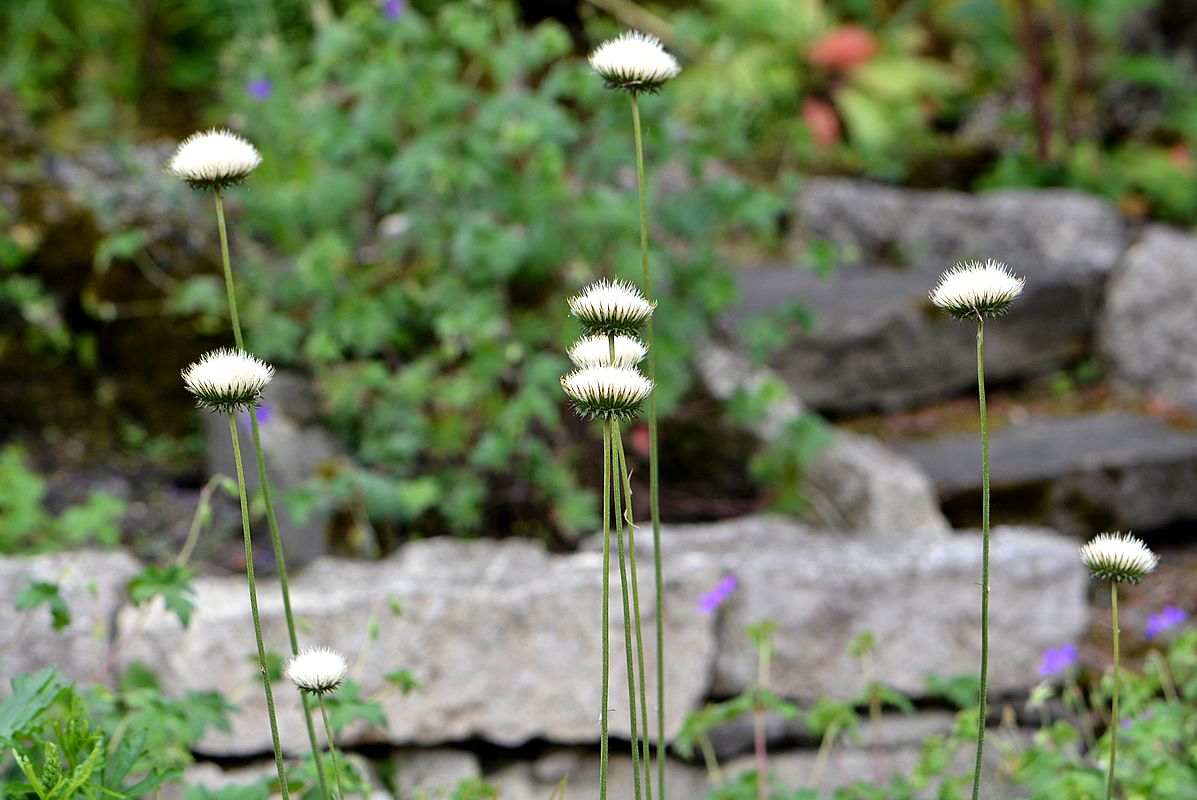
[182,348,274,415]
[561,365,654,421]
[285,646,349,695]
[1079,532,1159,585]
[166,129,262,190]
[568,279,655,337]
[589,31,681,93]
[568,335,647,369]
[929,259,1025,320]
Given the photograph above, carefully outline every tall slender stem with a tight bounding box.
[1107,582,1120,800]
[614,426,654,799]
[970,317,990,800]
[228,415,289,799]
[317,695,347,800]
[611,423,643,800]
[213,189,331,800]
[630,89,667,800]
[600,421,612,800]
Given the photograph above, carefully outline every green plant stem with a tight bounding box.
[630,88,667,800]
[808,720,840,789]
[600,420,612,800]
[1108,582,1119,800]
[317,694,347,800]
[228,414,289,800]
[214,190,331,800]
[970,317,990,800]
[611,422,643,800]
[698,733,723,787]
[614,426,654,800]
[753,631,772,800]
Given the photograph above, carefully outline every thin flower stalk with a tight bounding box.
[610,422,643,800]
[600,420,613,800]
[211,188,331,800]
[630,86,668,800]
[228,414,289,799]
[613,423,655,798]
[1108,581,1120,800]
[972,315,991,800]
[317,695,347,800]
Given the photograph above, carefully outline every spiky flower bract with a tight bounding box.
[589,31,681,94]
[166,129,262,191]
[929,259,1025,320]
[1080,532,1159,585]
[285,646,349,695]
[182,348,274,414]
[568,279,656,338]
[568,335,648,369]
[561,366,653,422]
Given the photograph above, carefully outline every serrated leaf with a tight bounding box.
[0,668,69,745]
[16,581,71,630]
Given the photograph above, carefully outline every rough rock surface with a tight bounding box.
[694,341,949,534]
[491,751,708,800]
[117,537,720,756]
[658,516,1088,700]
[724,179,1126,414]
[894,410,1197,536]
[391,749,482,798]
[1100,225,1197,412]
[0,549,141,684]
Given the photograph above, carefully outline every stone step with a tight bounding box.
[720,178,1125,415]
[891,411,1197,537]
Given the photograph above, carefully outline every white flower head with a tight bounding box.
[166,129,262,191]
[568,335,647,369]
[182,348,274,415]
[568,279,655,337]
[929,259,1025,320]
[285,646,349,695]
[561,365,653,422]
[589,31,681,94]
[1080,532,1159,585]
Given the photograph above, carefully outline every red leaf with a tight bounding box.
[808,26,878,71]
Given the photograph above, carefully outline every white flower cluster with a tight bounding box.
[166,129,262,191]
[285,646,349,695]
[568,279,656,337]
[929,259,1025,320]
[589,31,680,93]
[182,348,274,414]
[563,281,655,421]
[1080,532,1159,585]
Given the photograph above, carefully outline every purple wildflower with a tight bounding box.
[246,77,273,101]
[238,403,272,434]
[1037,643,1077,678]
[1122,710,1153,730]
[382,0,405,20]
[697,574,737,614]
[1145,605,1187,639]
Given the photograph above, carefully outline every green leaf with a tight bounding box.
[0,668,69,745]
[127,564,197,628]
[16,581,71,630]
[323,680,386,735]
[383,669,423,695]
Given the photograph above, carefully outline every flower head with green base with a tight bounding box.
[569,335,648,369]
[285,647,350,695]
[562,366,653,422]
[166,129,262,191]
[589,31,681,94]
[568,279,656,338]
[930,259,1025,320]
[1081,532,1159,585]
[182,349,273,414]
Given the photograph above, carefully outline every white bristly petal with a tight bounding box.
[589,31,681,93]
[568,335,647,369]
[567,279,655,336]
[285,646,349,694]
[929,259,1025,319]
[1079,532,1159,584]
[182,348,274,414]
[166,129,262,190]
[561,365,654,421]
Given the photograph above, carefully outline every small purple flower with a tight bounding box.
[1122,710,1153,730]
[1146,605,1187,639]
[246,77,273,101]
[238,403,272,434]
[697,574,737,614]
[382,0,405,20]
[1037,643,1077,678]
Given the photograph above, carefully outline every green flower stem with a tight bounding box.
[610,422,643,800]
[213,190,331,800]
[228,414,289,799]
[630,89,667,800]
[317,694,347,800]
[970,316,990,800]
[1108,582,1120,800]
[614,426,655,800]
[600,420,612,800]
